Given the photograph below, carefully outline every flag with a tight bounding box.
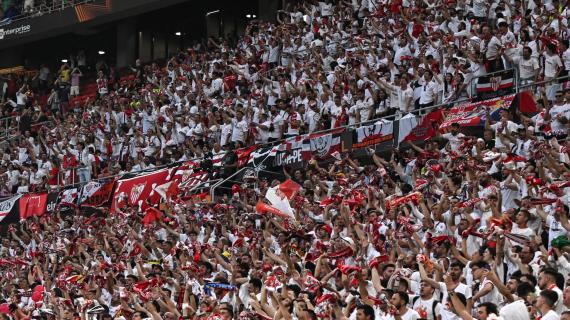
[0,195,22,226]
[397,114,419,144]
[440,94,516,130]
[476,70,514,100]
[265,187,296,220]
[248,145,278,168]
[79,180,115,207]
[515,91,538,113]
[212,153,224,167]
[154,180,179,202]
[60,188,79,207]
[273,147,304,169]
[398,110,444,144]
[301,130,343,160]
[174,171,210,192]
[279,136,304,152]
[278,179,301,200]
[236,145,258,167]
[142,207,162,226]
[111,167,174,213]
[353,120,394,149]
[19,193,48,220]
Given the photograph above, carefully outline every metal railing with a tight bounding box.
[0,116,17,140]
[0,0,95,26]
[466,68,518,100]
[518,74,570,92]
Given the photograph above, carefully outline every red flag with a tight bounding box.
[111,168,174,213]
[236,145,258,167]
[399,110,444,143]
[19,193,48,220]
[518,91,538,113]
[279,179,301,200]
[79,180,115,207]
[142,207,162,226]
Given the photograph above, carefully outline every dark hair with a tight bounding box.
[516,282,535,298]
[518,210,531,222]
[450,262,465,270]
[541,268,559,283]
[471,260,490,270]
[249,278,262,290]
[448,292,467,306]
[395,291,410,305]
[287,284,302,297]
[478,302,499,315]
[357,304,375,319]
[520,273,538,288]
[305,309,317,320]
[382,263,396,272]
[540,290,558,308]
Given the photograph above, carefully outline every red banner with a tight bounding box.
[237,145,258,167]
[440,94,516,130]
[79,180,115,207]
[19,193,48,220]
[111,168,174,213]
[399,110,444,143]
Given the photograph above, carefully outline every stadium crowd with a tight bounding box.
[2,0,570,319]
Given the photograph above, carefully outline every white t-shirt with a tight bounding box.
[500,180,520,211]
[412,297,443,320]
[419,81,439,105]
[384,308,420,320]
[544,53,562,78]
[549,103,570,133]
[478,278,502,305]
[514,56,539,79]
[499,300,530,320]
[220,123,232,147]
[472,0,488,17]
[438,282,472,305]
[231,119,248,143]
[441,132,465,152]
[481,37,502,60]
[546,214,565,249]
[541,310,560,320]
[490,121,519,149]
[511,224,535,238]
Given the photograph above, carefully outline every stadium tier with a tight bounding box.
[0,0,570,320]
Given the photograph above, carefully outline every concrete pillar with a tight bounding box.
[206,12,222,38]
[154,33,166,60]
[138,30,152,62]
[116,19,136,68]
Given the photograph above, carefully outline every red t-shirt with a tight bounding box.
[48,167,60,185]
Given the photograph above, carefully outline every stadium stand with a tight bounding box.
[0,0,570,319]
